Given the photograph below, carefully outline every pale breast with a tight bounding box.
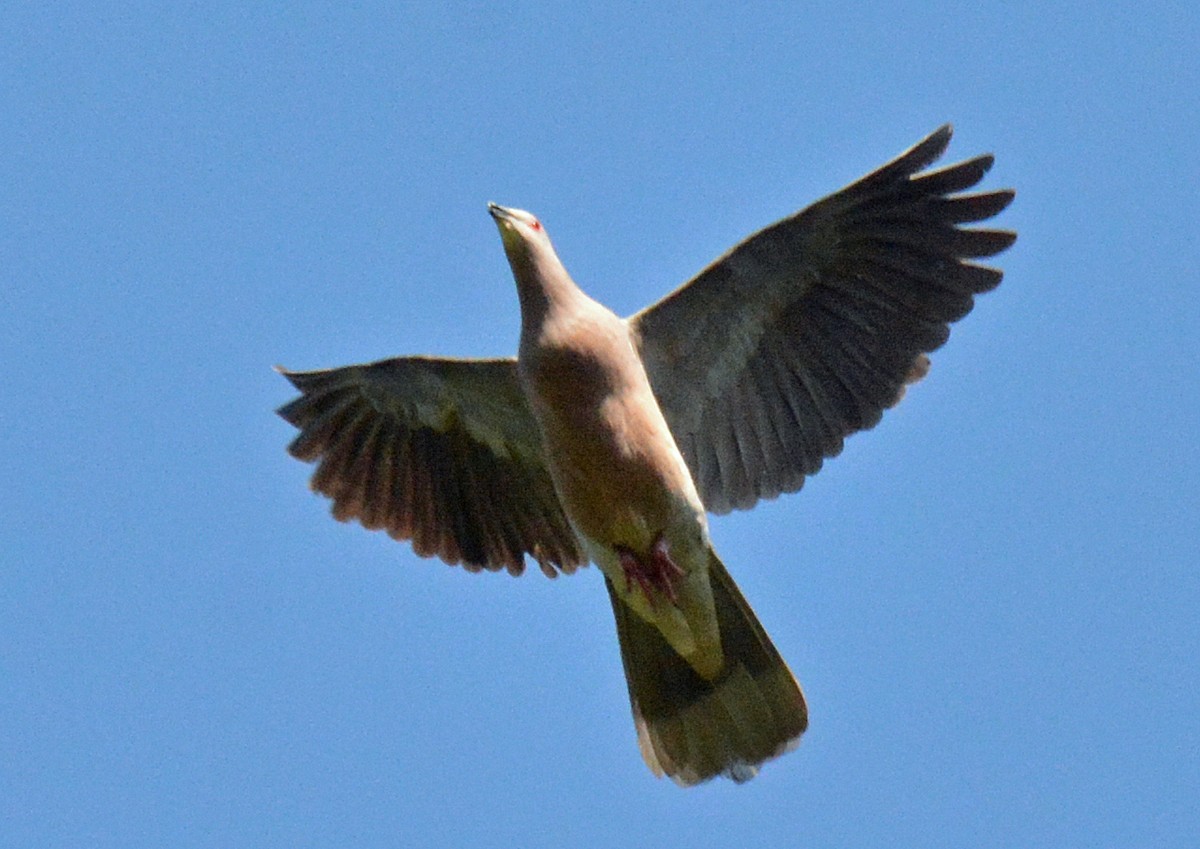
[520,330,700,548]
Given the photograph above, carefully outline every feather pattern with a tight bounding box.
[630,125,1015,513]
[277,356,584,575]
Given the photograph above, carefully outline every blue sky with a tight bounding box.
[3,2,1198,847]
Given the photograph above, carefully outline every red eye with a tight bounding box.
[531,219,542,231]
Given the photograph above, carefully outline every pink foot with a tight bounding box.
[616,534,685,607]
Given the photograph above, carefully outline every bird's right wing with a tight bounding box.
[630,125,1015,514]
[277,356,585,577]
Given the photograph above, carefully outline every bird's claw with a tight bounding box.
[617,535,684,607]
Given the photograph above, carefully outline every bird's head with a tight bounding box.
[488,202,580,325]
[488,202,553,260]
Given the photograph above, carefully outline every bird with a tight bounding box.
[275,125,1015,786]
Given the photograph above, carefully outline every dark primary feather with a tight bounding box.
[630,125,1015,514]
[276,356,585,577]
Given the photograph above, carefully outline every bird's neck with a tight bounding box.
[508,249,589,336]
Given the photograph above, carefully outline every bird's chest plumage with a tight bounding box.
[519,332,700,550]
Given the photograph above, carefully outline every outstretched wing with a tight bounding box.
[630,125,1015,514]
[277,356,585,577]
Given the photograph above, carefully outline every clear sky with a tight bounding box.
[3,3,1198,847]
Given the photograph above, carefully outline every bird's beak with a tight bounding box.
[487,202,514,223]
[488,203,523,250]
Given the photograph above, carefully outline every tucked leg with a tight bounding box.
[616,534,685,606]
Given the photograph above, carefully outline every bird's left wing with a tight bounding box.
[277,356,585,577]
[629,125,1015,514]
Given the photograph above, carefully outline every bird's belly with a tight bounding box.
[533,386,701,551]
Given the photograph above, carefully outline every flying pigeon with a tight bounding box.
[276,125,1015,785]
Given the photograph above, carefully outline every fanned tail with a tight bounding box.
[607,548,807,785]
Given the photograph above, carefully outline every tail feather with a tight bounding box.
[607,549,807,785]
